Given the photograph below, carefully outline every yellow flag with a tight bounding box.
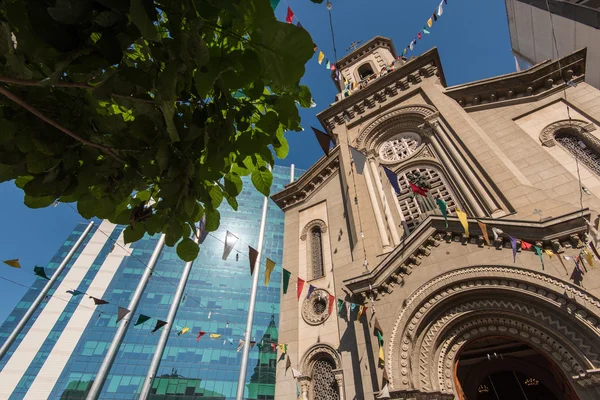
[545,249,554,258]
[318,51,325,65]
[379,346,384,362]
[210,333,222,339]
[279,343,287,354]
[180,327,190,335]
[584,248,594,267]
[3,259,20,268]
[264,258,276,286]
[356,305,365,321]
[456,210,469,237]
[427,18,433,28]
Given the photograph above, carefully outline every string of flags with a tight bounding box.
[403,0,448,57]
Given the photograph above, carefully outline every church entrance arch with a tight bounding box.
[386,266,600,399]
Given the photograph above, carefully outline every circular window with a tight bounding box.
[302,289,332,325]
[313,298,327,315]
[378,132,422,162]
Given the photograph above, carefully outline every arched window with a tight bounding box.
[357,63,374,80]
[310,227,325,280]
[311,356,339,400]
[555,129,600,177]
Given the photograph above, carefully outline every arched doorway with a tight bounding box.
[455,336,575,399]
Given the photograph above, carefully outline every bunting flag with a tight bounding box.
[417,32,422,40]
[297,278,305,300]
[570,263,584,286]
[533,246,544,270]
[383,167,401,195]
[545,249,554,258]
[433,12,438,21]
[356,305,365,321]
[283,269,292,294]
[292,368,302,378]
[558,253,568,275]
[285,6,294,23]
[437,1,444,16]
[409,41,414,51]
[296,382,301,399]
[383,367,389,383]
[478,221,490,247]
[590,241,600,260]
[350,147,367,174]
[279,343,288,354]
[135,314,151,326]
[209,333,221,339]
[90,296,109,305]
[346,302,351,319]
[376,384,391,399]
[248,246,258,275]
[374,318,383,337]
[117,307,130,323]
[326,60,331,69]
[222,231,238,260]
[296,21,303,29]
[271,343,276,351]
[197,216,208,245]
[318,51,325,64]
[250,341,256,348]
[330,64,336,71]
[434,198,448,227]
[270,0,281,10]
[521,241,533,251]
[584,248,594,267]
[427,18,433,28]
[378,346,385,363]
[66,290,83,296]
[337,299,344,316]
[265,258,276,286]
[409,182,428,197]
[3,259,20,268]
[34,266,50,280]
[577,256,588,273]
[197,331,206,341]
[492,227,503,242]
[306,284,316,299]
[456,210,469,237]
[312,127,334,156]
[152,319,168,333]
[509,236,517,263]
[328,294,335,316]
[286,355,292,371]
[178,327,190,336]
[423,27,430,34]
[208,311,211,319]
[237,340,245,352]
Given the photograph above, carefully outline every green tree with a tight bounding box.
[0,0,314,260]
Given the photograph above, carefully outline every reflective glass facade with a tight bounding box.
[0,165,301,400]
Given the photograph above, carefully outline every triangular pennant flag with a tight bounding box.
[248,246,258,276]
[521,241,533,250]
[228,338,233,345]
[66,290,83,296]
[356,305,365,321]
[312,127,334,156]
[318,51,325,64]
[492,227,503,241]
[292,368,302,378]
[328,294,335,316]
[181,327,190,335]
[533,246,544,270]
[210,333,222,339]
[351,303,357,311]
[409,182,428,197]
[409,41,414,51]
[438,1,444,16]
[377,331,384,346]
[283,269,292,294]
[237,340,245,352]
[383,167,401,195]
[222,231,238,260]
[423,27,430,34]
[326,60,331,69]
[590,241,600,260]
[337,299,344,316]
[378,346,385,363]
[135,314,151,326]
[117,307,130,323]
[265,258,276,286]
[306,284,316,299]
[296,21,303,28]
[175,324,183,333]
[433,12,438,21]
[34,266,50,280]
[250,340,256,348]
[350,147,367,174]
[427,18,433,28]
[374,318,383,336]
[152,320,168,333]
[297,278,305,300]
[376,384,391,399]
[285,6,294,23]
[545,249,554,258]
[456,210,469,237]
[89,296,109,305]
[346,302,351,319]
[197,331,206,341]
[584,248,594,267]
[436,198,448,228]
[3,259,20,268]
[279,343,288,354]
[417,32,422,40]
[330,64,336,71]
[577,256,588,273]
[383,367,389,383]
[286,354,292,371]
[509,236,517,263]
[198,215,209,244]
[270,0,281,10]
[478,221,490,246]
[296,382,301,399]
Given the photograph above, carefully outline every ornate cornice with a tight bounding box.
[444,48,587,109]
[335,36,397,70]
[271,147,340,210]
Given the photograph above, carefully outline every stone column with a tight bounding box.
[426,113,502,215]
[363,158,392,249]
[298,376,311,400]
[333,369,346,400]
[418,123,486,217]
[368,154,401,246]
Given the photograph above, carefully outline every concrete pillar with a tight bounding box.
[363,160,391,249]
[368,156,401,246]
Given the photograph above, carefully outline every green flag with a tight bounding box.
[377,330,384,346]
[134,314,151,326]
[283,269,291,294]
[34,266,50,280]
[534,246,544,270]
[436,198,448,228]
[337,299,344,316]
[270,0,281,10]
[66,290,83,296]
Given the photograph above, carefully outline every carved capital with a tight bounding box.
[418,123,434,138]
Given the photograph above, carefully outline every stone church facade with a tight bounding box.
[272,37,600,399]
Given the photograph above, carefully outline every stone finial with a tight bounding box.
[545,78,554,89]
[565,69,574,80]
[494,237,503,250]
[507,90,515,99]
[473,96,480,105]
[570,234,584,248]
[490,93,497,102]
[526,86,533,95]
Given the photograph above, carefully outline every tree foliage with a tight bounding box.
[0,0,314,260]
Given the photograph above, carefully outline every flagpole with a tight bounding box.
[139,229,200,399]
[87,234,166,400]
[235,172,270,400]
[0,221,95,361]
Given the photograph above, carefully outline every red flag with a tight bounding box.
[521,241,533,250]
[418,32,422,39]
[328,294,335,315]
[297,278,305,300]
[197,331,206,341]
[330,64,336,71]
[409,182,428,197]
[271,343,276,351]
[286,7,294,23]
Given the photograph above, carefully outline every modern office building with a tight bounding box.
[0,165,302,400]
[505,0,600,88]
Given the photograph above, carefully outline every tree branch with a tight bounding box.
[0,85,126,165]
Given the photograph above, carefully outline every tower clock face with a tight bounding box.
[378,132,422,162]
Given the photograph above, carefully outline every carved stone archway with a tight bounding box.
[300,219,328,241]
[539,119,596,147]
[387,265,600,399]
[298,343,345,400]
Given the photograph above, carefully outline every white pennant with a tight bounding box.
[437,1,444,16]
[237,340,245,352]
[346,302,351,319]
[222,231,239,260]
[492,227,503,242]
[376,384,390,399]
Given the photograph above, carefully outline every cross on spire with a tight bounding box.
[346,40,363,52]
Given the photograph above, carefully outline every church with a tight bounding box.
[271,37,600,399]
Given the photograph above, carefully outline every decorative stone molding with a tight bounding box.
[300,219,328,241]
[539,119,596,147]
[301,289,333,326]
[300,343,342,375]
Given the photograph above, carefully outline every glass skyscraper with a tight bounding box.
[0,165,301,400]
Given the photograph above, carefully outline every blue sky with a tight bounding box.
[0,0,515,324]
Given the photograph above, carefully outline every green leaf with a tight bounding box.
[123,224,146,244]
[256,111,279,134]
[157,61,182,101]
[160,102,180,142]
[129,0,160,41]
[24,195,56,208]
[205,208,220,232]
[224,172,243,197]
[47,0,88,25]
[208,184,223,209]
[176,237,199,261]
[273,128,289,159]
[94,11,121,27]
[251,165,272,196]
[194,58,223,98]
[298,85,312,108]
